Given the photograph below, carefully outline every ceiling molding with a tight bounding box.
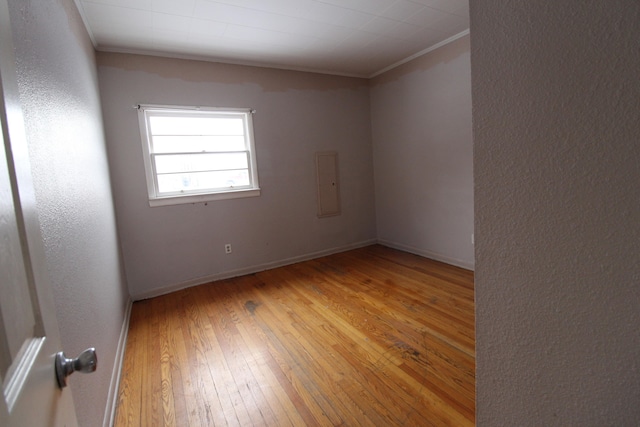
[95,29,471,81]
[95,46,369,79]
[73,0,97,47]
[369,29,470,79]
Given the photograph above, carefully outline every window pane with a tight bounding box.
[139,106,259,203]
[152,135,246,153]
[149,116,244,136]
[157,170,250,193]
[154,152,248,174]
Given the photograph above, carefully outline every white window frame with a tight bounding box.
[137,104,260,207]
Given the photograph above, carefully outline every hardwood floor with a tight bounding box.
[114,245,475,426]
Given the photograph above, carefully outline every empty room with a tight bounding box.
[1,0,638,426]
[97,1,475,424]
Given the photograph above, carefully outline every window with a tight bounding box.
[138,105,260,206]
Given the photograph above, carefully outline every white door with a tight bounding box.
[0,0,79,425]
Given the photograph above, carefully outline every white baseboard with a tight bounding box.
[131,239,378,301]
[377,239,475,271]
[103,298,133,427]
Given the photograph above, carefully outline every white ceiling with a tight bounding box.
[75,0,469,78]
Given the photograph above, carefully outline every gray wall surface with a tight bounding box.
[471,0,640,424]
[7,0,129,425]
[370,35,474,269]
[97,53,377,299]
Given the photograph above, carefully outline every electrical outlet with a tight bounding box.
[471,233,474,245]
[225,244,232,254]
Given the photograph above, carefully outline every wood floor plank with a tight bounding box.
[207,279,303,427]
[143,300,162,426]
[182,288,238,426]
[248,279,353,426]
[114,245,475,426]
[255,266,414,423]
[157,296,178,427]
[308,270,475,413]
[226,276,311,426]
[114,301,144,426]
[272,262,472,425]
[200,284,275,426]
[252,272,386,427]
[313,254,474,351]
[161,294,199,426]
[227,278,321,426]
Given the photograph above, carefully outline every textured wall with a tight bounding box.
[370,36,474,269]
[7,0,129,425]
[471,1,640,424]
[97,53,377,299]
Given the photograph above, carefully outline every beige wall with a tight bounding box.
[370,36,474,269]
[97,53,377,299]
[471,0,640,424]
[7,0,129,425]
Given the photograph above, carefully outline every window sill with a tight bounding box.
[148,188,260,207]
